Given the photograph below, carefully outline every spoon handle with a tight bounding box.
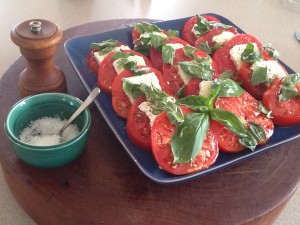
[59,87,100,136]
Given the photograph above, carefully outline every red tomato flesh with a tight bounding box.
[97,49,152,94]
[149,37,189,72]
[212,34,263,84]
[111,66,171,119]
[126,96,152,150]
[151,106,219,175]
[182,15,221,46]
[262,78,300,126]
[211,92,274,152]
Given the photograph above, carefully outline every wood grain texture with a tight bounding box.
[11,19,66,97]
[1,19,300,225]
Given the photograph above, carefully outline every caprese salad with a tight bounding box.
[86,15,300,176]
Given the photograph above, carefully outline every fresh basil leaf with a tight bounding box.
[219,70,233,79]
[258,101,273,118]
[193,15,233,36]
[167,29,179,37]
[239,134,257,151]
[279,73,300,101]
[211,78,244,98]
[176,84,186,99]
[197,41,212,55]
[162,45,176,64]
[137,35,151,45]
[239,122,266,151]
[279,84,300,101]
[111,51,129,60]
[183,45,197,59]
[282,73,300,84]
[134,44,151,57]
[211,42,222,52]
[261,43,279,60]
[90,39,118,55]
[210,108,248,137]
[242,43,261,63]
[135,22,161,33]
[166,101,184,124]
[251,65,268,85]
[193,15,210,36]
[150,33,167,49]
[179,61,213,80]
[131,67,151,76]
[140,83,173,115]
[206,82,221,109]
[171,112,209,163]
[176,95,208,112]
[122,79,144,100]
[248,122,266,143]
[113,57,137,71]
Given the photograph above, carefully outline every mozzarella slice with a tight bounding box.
[212,31,236,46]
[177,65,192,85]
[123,72,161,103]
[198,80,213,97]
[138,101,157,127]
[229,43,259,70]
[165,43,184,50]
[113,55,146,75]
[93,45,130,65]
[251,60,287,83]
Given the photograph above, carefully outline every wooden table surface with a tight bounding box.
[1,19,300,225]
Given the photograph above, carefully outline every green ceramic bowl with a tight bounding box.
[4,92,91,168]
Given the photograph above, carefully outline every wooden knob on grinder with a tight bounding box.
[11,19,67,97]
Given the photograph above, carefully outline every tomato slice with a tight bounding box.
[262,78,300,126]
[126,96,152,150]
[163,48,218,96]
[86,48,100,74]
[238,59,288,100]
[149,37,189,72]
[86,41,126,74]
[132,27,141,45]
[211,92,274,152]
[212,34,263,83]
[184,78,201,96]
[111,66,171,119]
[195,27,238,53]
[97,49,152,94]
[182,15,221,45]
[151,106,219,175]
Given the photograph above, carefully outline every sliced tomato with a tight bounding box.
[195,27,238,54]
[132,26,168,46]
[184,78,202,96]
[86,41,126,74]
[210,92,274,152]
[182,15,221,45]
[149,37,189,72]
[111,66,171,119]
[212,34,263,83]
[262,78,300,126]
[238,59,288,100]
[126,96,152,150]
[163,48,218,96]
[132,27,141,44]
[97,50,152,94]
[86,48,99,74]
[151,106,219,175]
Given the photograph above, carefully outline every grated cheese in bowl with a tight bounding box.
[19,117,80,146]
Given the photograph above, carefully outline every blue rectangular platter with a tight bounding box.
[64,13,299,184]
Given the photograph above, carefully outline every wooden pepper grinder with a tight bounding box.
[11,19,67,97]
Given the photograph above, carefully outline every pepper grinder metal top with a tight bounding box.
[11,19,67,97]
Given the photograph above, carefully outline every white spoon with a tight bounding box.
[58,87,100,137]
